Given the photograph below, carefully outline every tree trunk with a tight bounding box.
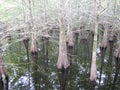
[107,30,117,88]
[67,24,74,65]
[99,28,107,86]
[67,24,74,48]
[0,55,9,90]
[90,0,99,89]
[57,1,70,89]
[112,45,120,90]
[100,28,107,49]
[57,18,70,89]
[57,18,70,70]
[28,0,40,89]
[23,35,30,86]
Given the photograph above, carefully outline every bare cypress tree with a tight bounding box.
[57,18,70,89]
[99,25,107,86]
[57,0,70,72]
[57,0,70,90]
[22,0,31,86]
[28,0,37,63]
[28,0,39,89]
[90,0,99,89]
[107,29,117,87]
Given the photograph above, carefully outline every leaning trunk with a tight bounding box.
[90,10,98,82]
